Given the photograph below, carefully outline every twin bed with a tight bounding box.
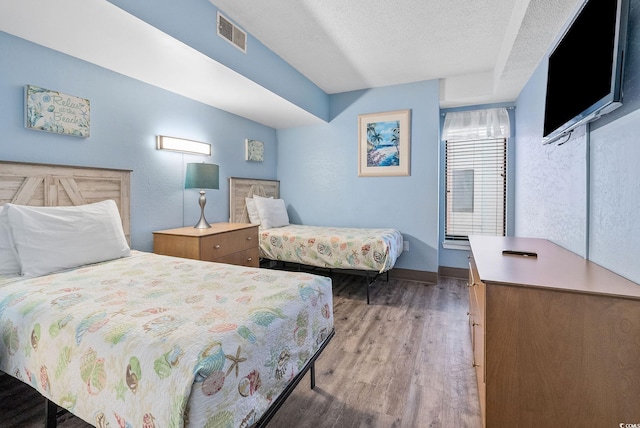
[0,162,334,427]
[229,178,404,303]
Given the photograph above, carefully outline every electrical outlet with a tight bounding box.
[403,240,409,252]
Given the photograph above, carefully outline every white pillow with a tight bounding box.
[0,205,21,275]
[253,195,289,230]
[6,200,131,277]
[245,196,273,224]
[245,197,261,224]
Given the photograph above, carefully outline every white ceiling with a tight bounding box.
[210,0,583,107]
[1,0,584,128]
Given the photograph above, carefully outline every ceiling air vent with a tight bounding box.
[217,12,246,53]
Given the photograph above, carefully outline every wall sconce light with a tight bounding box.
[185,163,219,228]
[157,135,211,156]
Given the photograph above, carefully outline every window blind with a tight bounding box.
[445,138,506,240]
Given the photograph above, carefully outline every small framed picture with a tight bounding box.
[245,139,264,162]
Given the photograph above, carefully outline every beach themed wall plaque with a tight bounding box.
[25,85,90,137]
[245,139,264,162]
[358,109,411,177]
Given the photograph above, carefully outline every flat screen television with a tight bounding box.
[542,0,629,144]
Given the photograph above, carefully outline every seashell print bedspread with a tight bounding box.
[0,251,334,428]
[259,225,404,273]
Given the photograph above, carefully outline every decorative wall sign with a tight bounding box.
[358,109,411,176]
[245,139,264,162]
[25,85,90,137]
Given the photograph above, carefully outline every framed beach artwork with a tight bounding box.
[24,85,90,137]
[358,109,410,177]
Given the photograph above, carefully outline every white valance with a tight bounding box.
[442,108,511,141]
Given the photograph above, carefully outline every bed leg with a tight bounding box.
[45,398,57,428]
[367,281,371,305]
[310,362,316,389]
[366,276,371,305]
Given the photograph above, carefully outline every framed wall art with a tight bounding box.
[245,139,264,162]
[358,109,410,176]
[25,85,90,137]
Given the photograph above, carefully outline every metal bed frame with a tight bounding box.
[262,259,389,304]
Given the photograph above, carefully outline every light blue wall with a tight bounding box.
[106,0,330,122]
[0,32,278,252]
[514,0,640,284]
[276,81,441,273]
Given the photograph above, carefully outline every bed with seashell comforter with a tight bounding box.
[258,224,403,275]
[0,252,334,428]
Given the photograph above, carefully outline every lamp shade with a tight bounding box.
[185,163,219,189]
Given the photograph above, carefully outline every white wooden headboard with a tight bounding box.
[0,161,131,243]
[229,177,280,223]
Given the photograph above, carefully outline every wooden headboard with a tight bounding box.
[0,161,131,243]
[229,177,280,223]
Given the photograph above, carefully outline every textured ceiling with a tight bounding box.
[1,0,585,128]
[209,0,584,107]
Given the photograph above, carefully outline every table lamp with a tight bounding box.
[185,163,219,228]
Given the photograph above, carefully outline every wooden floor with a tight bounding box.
[267,273,481,428]
[0,273,481,428]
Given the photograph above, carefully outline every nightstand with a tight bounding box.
[153,223,259,268]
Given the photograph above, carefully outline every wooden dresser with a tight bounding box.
[468,235,640,428]
[153,223,259,268]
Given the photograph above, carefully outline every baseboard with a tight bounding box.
[438,266,469,279]
[388,268,438,284]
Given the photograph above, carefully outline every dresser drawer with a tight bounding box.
[200,227,258,260]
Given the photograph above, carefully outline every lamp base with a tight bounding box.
[194,216,211,229]
[194,190,211,229]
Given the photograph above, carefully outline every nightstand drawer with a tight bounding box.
[215,247,259,268]
[200,227,257,260]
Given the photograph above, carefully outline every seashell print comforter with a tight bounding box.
[259,225,404,273]
[0,251,334,427]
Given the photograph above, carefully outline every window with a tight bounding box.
[443,108,509,242]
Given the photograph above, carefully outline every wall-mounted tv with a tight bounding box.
[542,0,629,144]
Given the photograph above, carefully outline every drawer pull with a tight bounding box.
[247,257,252,261]
[472,322,479,327]
[473,363,480,368]
[214,244,221,249]
[246,236,252,241]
